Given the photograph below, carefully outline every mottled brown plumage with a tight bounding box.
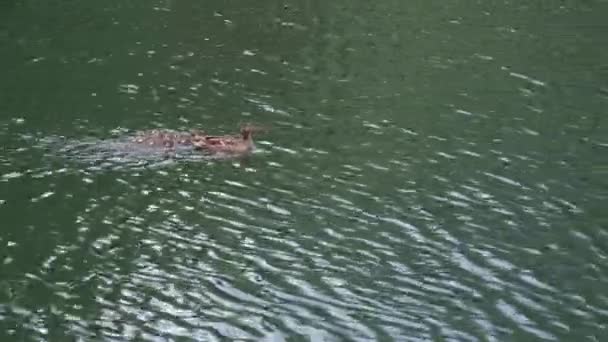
[130,129,206,148]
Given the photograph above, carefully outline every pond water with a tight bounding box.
[1,0,607,341]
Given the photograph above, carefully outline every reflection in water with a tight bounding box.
[1,0,608,341]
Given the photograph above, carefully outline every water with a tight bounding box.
[1,0,607,341]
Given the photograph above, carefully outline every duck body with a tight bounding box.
[130,129,206,149]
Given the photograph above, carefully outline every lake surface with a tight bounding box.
[1,0,607,341]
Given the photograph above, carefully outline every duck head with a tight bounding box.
[239,123,267,140]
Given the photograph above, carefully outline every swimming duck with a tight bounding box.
[193,124,264,155]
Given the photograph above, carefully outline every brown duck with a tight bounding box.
[193,124,265,155]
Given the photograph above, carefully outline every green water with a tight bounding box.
[1,0,607,340]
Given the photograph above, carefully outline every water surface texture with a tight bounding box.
[1,0,607,341]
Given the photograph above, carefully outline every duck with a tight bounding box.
[193,124,264,155]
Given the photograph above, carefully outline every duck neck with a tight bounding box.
[241,130,252,141]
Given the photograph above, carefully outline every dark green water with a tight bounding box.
[1,0,608,340]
